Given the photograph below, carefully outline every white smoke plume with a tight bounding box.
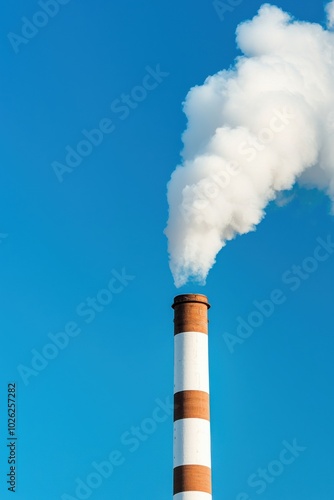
[165,3,334,287]
[326,1,334,28]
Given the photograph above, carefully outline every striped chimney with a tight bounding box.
[172,294,212,499]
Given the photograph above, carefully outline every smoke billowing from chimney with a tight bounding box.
[165,3,334,287]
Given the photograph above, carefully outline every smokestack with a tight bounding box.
[172,294,212,499]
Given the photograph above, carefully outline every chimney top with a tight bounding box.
[172,293,210,309]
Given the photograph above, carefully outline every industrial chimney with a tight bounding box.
[172,294,212,499]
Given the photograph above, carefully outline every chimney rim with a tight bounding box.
[172,293,210,309]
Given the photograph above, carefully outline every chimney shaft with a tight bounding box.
[172,294,212,499]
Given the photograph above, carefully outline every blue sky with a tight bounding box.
[0,1,333,499]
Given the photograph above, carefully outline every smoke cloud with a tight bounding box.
[326,1,334,28]
[165,3,334,287]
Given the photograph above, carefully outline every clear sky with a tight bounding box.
[0,1,333,499]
